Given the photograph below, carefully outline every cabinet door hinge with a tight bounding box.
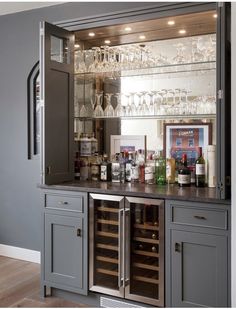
[218,2,223,7]
[217,182,224,191]
[46,166,51,175]
[40,28,44,36]
[218,89,223,100]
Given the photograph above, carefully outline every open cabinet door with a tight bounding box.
[216,3,231,199]
[40,22,74,184]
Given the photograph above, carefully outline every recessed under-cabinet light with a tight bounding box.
[125,27,132,31]
[74,44,80,48]
[104,40,111,44]
[213,13,218,18]
[88,32,95,37]
[139,35,146,40]
[178,29,186,35]
[168,20,175,26]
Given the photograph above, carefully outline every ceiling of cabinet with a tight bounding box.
[75,10,217,48]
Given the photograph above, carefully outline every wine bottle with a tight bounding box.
[178,153,191,187]
[195,147,205,187]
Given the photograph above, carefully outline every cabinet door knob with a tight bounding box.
[77,228,82,237]
[194,215,206,220]
[175,242,181,252]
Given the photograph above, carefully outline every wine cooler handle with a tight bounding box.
[118,209,124,288]
[125,208,130,286]
[175,242,181,252]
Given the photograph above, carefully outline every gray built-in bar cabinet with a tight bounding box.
[39,2,231,307]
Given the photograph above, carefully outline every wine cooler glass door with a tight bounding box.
[125,197,165,307]
[89,193,125,298]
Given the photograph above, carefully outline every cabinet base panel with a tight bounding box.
[51,288,153,308]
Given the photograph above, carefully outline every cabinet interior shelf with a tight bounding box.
[133,250,159,258]
[97,206,119,213]
[96,268,118,277]
[75,60,216,79]
[97,219,119,226]
[133,262,159,271]
[96,243,118,251]
[96,231,118,238]
[134,223,159,231]
[133,237,159,244]
[133,275,159,285]
[75,114,216,121]
[96,255,118,264]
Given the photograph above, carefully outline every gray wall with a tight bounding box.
[0,2,154,251]
[231,3,236,306]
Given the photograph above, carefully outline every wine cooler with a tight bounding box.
[89,194,164,306]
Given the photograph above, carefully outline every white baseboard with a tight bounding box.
[0,244,40,264]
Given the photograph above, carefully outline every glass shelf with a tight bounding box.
[75,60,216,79]
[74,113,216,121]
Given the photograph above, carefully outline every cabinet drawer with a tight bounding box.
[45,193,85,213]
[171,205,227,230]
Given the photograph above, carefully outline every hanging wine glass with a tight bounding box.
[79,101,87,117]
[147,92,154,115]
[94,92,104,117]
[114,93,122,117]
[136,93,143,116]
[140,91,149,116]
[104,93,114,117]
[129,92,137,116]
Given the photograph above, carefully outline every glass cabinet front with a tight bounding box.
[73,8,219,190]
[125,197,164,306]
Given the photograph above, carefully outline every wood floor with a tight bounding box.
[0,256,87,307]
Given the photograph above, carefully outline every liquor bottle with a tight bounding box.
[195,147,205,187]
[145,154,155,184]
[125,152,133,182]
[207,145,216,188]
[112,153,121,183]
[178,153,191,187]
[166,157,175,184]
[131,151,139,183]
[155,151,166,185]
[100,154,111,182]
[119,152,126,183]
[91,153,101,181]
[74,151,80,180]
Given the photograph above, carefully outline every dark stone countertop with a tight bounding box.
[39,180,231,205]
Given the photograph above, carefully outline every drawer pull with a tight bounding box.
[194,215,207,220]
[175,242,181,253]
[58,201,68,205]
[77,228,82,237]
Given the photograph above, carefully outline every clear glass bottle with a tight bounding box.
[155,151,166,185]
[178,153,191,187]
[91,153,101,181]
[125,152,133,182]
[119,152,126,183]
[112,153,120,183]
[100,154,111,182]
[131,151,139,183]
[79,133,92,156]
[145,154,155,184]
